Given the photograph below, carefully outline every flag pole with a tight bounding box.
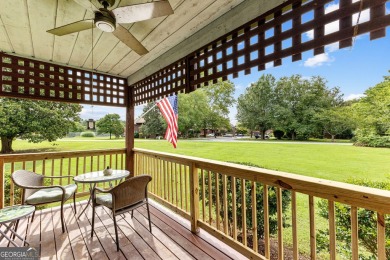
[135,101,158,121]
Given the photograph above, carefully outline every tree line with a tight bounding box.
[237,72,390,146]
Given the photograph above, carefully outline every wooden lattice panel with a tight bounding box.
[132,59,186,105]
[0,53,127,107]
[189,0,389,88]
[131,0,390,101]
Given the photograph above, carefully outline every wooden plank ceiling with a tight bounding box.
[0,0,281,80]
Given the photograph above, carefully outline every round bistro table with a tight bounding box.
[0,205,35,247]
[73,170,130,219]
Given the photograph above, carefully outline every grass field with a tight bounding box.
[7,137,390,258]
[14,137,389,182]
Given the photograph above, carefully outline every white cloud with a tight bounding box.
[344,93,365,101]
[80,105,126,121]
[304,53,335,67]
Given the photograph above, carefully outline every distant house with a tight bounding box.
[135,118,145,132]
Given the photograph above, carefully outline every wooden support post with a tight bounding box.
[0,158,4,209]
[126,86,135,176]
[190,162,199,233]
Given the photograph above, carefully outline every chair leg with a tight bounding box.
[73,193,77,214]
[146,203,152,232]
[131,210,134,218]
[91,205,95,238]
[60,202,65,233]
[113,214,119,251]
[31,210,36,223]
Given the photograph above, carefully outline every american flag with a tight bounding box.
[157,95,178,148]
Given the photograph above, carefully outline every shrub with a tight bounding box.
[134,131,139,138]
[354,134,390,148]
[317,178,390,259]
[273,130,284,140]
[80,131,96,137]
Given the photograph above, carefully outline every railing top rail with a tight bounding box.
[134,148,390,213]
[0,148,126,163]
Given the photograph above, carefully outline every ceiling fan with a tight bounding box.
[47,0,174,55]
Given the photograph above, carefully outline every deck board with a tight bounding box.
[3,200,240,260]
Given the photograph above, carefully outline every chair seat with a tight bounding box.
[25,184,77,205]
[96,194,113,208]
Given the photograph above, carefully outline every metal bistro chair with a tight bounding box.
[91,174,152,251]
[11,170,77,233]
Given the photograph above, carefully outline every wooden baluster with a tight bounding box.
[202,170,206,222]
[114,153,117,170]
[75,157,79,193]
[216,173,220,231]
[175,163,179,207]
[51,160,55,185]
[190,162,199,233]
[59,158,63,185]
[242,179,247,246]
[208,171,212,225]
[223,174,228,235]
[110,154,112,169]
[83,156,86,192]
[32,160,36,172]
[351,206,358,260]
[90,156,93,173]
[309,196,316,260]
[185,165,188,212]
[277,187,284,259]
[168,161,171,204]
[68,158,71,185]
[164,160,167,201]
[292,191,298,260]
[121,153,124,169]
[97,155,100,172]
[10,163,15,206]
[232,176,237,240]
[251,181,258,252]
[377,212,386,260]
[180,164,183,210]
[42,159,46,176]
[329,201,336,260]
[263,184,270,258]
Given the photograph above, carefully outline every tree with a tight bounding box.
[315,105,356,141]
[274,75,343,140]
[201,79,235,137]
[0,98,82,153]
[178,80,235,138]
[96,114,124,139]
[178,91,208,137]
[140,102,165,137]
[237,74,277,139]
[353,75,390,136]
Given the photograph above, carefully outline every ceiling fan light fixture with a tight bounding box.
[95,12,116,32]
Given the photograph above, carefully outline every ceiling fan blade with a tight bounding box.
[73,0,100,12]
[47,20,95,36]
[112,25,148,56]
[113,1,174,24]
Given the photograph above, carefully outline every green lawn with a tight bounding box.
[10,137,390,182]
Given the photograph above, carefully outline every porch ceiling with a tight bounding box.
[0,0,282,81]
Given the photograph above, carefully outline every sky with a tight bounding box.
[80,1,390,125]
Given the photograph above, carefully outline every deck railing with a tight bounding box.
[134,148,390,260]
[0,149,126,207]
[1,148,389,259]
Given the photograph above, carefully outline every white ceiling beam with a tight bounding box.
[127,0,285,85]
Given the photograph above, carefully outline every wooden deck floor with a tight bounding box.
[0,201,244,260]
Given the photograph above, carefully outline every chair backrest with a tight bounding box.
[11,170,44,201]
[111,174,152,211]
